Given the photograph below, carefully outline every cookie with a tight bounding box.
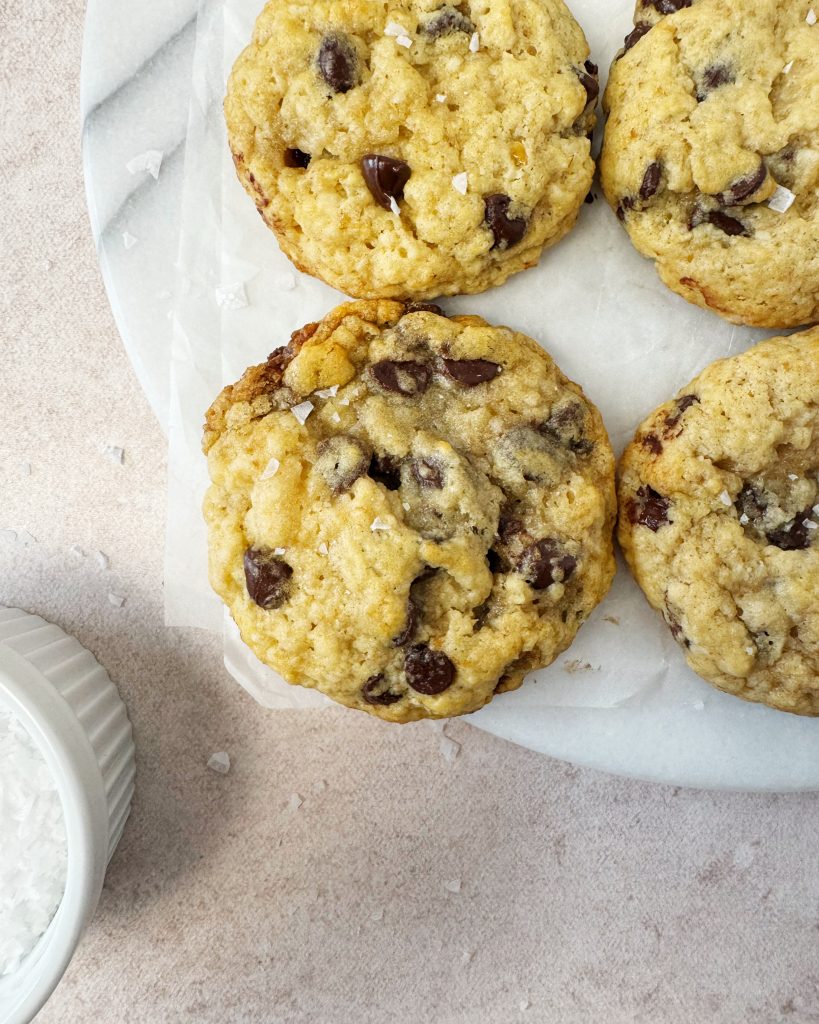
[224,0,597,300]
[618,327,819,716]
[203,300,616,722]
[600,0,819,328]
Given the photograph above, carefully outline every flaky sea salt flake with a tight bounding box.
[330,411,341,424]
[384,20,407,36]
[805,519,817,530]
[314,385,339,399]
[317,542,329,555]
[396,34,412,47]
[273,547,286,556]
[215,282,249,310]
[806,8,817,25]
[782,60,794,74]
[207,751,231,775]
[436,93,447,103]
[768,185,796,214]
[452,172,468,195]
[718,490,732,506]
[261,457,280,480]
[788,473,799,481]
[371,516,391,532]
[389,195,401,216]
[739,513,750,525]
[126,149,164,180]
[469,31,480,51]
[291,401,314,425]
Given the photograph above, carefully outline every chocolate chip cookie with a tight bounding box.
[601,0,819,328]
[203,300,616,721]
[224,0,597,300]
[619,327,819,716]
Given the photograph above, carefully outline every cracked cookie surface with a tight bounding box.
[619,327,819,716]
[203,300,616,721]
[224,0,596,300]
[601,0,819,328]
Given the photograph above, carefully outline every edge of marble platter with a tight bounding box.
[81,0,200,434]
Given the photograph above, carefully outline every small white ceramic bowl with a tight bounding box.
[0,607,135,1024]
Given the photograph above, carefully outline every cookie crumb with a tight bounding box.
[768,185,796,214]
[452,172,468,195]
[469,31,480,52]
[207,751,231,775]
[125,149,164,180]
[291,401,314,425]
[261,457,280,479]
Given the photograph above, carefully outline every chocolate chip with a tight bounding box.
[640,161,662,200]
[422,5,474,37]
[405,302,445,316]
[689,208,749,237]
[487,548,504,573]
[361,155,411,210]
[716,163,767,206]
[616,196,635,221]
[284,148,311,169]
[585,191,596,205]
[517,538,577,590]
[664,607,690,648]
[405,644,455,695]
[647,0,692,12]
[543,402,592,456]
[698,63,734,100]
[663,393,700,435]
[318,33,359,94]
[484,194,527,250]
[626,485,671,531]
[442,358,502,386]
[370,360,431,396]
[368,454,402,490]
[243,547,293,609]
[642,433,663,455]
[575,63,599,104]
[622,22,652,54]
[411,458,445,489]
[362,675,402,705]
[315,435,370,493]
[392,600,419,648]
[766,508,815,551]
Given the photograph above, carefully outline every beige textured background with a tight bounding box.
[2,2,819,1021]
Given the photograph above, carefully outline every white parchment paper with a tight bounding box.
[167,0,774,719]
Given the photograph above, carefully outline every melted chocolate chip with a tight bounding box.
[626,485,671,531]
[484,194,527,250]
[442,358,501,386]
[543,403,592,456]
[640,161,662,200]
[405,644,455,695]
[315,435,370,493]
[647,0,692,12]
[411,458,445,489]
[585,191,596,205]
[243,547,293,609]
[362,675,402,706]
[368,454,402,490]
[517,538,577,590]
[487,548,504,573]
[576,63,599,104]
[392,600,419,647]
[642,433,663,455]
[697,63,734,100]
[766,508,815,551]
[284,148,311,169]
[663,393,700,435]
[405,302,445,316]
[689,208,749,237]
[370,360,431,396]
[422,5,474,37]
[616,196,635,221]
[318,33,359,94]
[622,22,651,54]
[716,164,767,206]
[361,155,412,210]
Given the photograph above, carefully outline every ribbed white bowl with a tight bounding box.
[0,607,135,1024]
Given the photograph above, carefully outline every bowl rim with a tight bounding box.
[0,645,109,1024]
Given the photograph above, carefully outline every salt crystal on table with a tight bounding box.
[122,231,138,250]
[101,444,124,465]
[444,878,462,894]
[520,998,531,1012]
[439,729,461,764]
[94,550,110,570]
[768,185,796,214]
[461,949,475,965]
[107,593,126,608]
[452,172,468,195]
[69,545,85,559]
[214,282,249,310]
[0,708,67,977]
[207,751,231,775]
[20,462,31,477]
[125,149,164,180]
[275,272,297,291]
[261,457,280,480]
[287,793,304,812]
[0,530,17,544]
[291,401,314,425]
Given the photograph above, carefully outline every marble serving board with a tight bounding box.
[83,0,819,791]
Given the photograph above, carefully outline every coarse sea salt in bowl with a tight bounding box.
[0,608,135,1024]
